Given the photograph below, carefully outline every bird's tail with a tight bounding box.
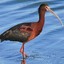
[0,35,3,42]
[0,39,1,42]
[0,35,1,42]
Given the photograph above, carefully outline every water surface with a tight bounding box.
[0,0,64,64]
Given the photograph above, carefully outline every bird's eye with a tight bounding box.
[45,6,49,11]
[45,6,47,8]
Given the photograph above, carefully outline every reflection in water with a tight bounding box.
[21,58,26,64]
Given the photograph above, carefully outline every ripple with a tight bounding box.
[0,0,64,64]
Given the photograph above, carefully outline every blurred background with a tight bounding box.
[0,0,64,64]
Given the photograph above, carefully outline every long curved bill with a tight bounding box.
[45,6,64,26]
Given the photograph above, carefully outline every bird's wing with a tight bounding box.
[0,23,33,42]
[2,23,33,34]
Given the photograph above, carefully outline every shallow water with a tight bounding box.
[0,0,64,64]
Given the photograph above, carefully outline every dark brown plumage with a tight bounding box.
[0,22,42,42]
[0,23,32,42]
[0,3,62,58]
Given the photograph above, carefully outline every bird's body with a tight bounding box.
[0,22,43,42]
[0,4,63,58]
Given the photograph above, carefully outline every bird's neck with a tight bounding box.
[38,11,45,26]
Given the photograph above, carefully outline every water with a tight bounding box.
[0,0,64,64]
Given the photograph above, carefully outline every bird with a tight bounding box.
[0,4,63,59]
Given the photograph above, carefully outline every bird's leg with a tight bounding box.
[20,43,27,58]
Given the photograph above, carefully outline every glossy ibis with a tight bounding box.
[0,4,63,58]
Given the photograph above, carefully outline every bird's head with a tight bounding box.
[39,4,63,26]
[38,4,48,12]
